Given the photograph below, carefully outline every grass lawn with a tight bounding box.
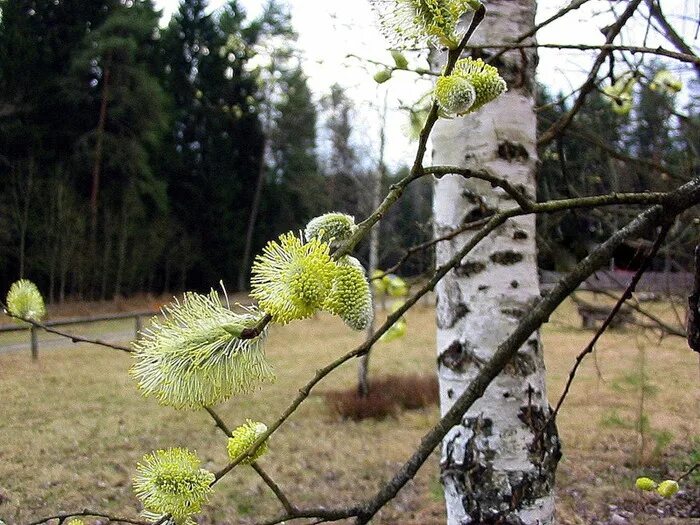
[0,296,698,524]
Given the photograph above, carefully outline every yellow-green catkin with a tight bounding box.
[227,420,269,464]
[435,58,507,116]
[5,279,46,322]
[603,72,636,116]
[324,256,374,331]
[130,292,273,410]
[374,69,393,84]
[434,76,476,115]
[635,477,657,491]
[370,0,479,49]
[379,300,408,343]
[391,50,409,69]
[656,479,679,498]
[650,70,682,94]
[133,448,215,525]
[251,233,337,324]
[304,212,357,248]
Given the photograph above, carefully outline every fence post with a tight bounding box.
[30,326,38,360]
[135,315,142,339]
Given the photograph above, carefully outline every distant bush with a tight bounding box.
[324,374,439,420]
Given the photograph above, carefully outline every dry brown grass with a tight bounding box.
[0,296,698,524]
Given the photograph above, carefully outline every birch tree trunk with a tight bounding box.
[432,2,561,523]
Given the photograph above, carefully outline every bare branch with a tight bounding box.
[204,406,232,436]
[546,223,671,434]
[538,0,644,147]
[687,244,700,352]
[490,0,592,63]
[678,463,700,482]
[338,4,487,257]
[478,43,700,66]
[0,302,133,353]
[27,510,150,525]
[251,462,297,516]
[645,0,700,77]
[591,288,686,338]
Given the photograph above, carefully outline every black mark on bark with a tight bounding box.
[490,251,524,265]
[455,260,486,277]
[498,141,529,162]
[439,341,483,373]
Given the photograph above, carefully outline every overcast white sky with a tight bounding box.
[153,0,700,168]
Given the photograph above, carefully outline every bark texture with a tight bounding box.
[432,2,561,523]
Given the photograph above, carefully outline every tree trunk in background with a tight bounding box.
[432,1,561,523]
[238,136,267,292]
[358,92,388,397]
[89,55,111,298]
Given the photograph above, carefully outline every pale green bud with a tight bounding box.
[227,420,269,464]
[656,480,679,498]
[635,477,657,491]
[304,213,357,249]
[603,72,636,116]
[383,274,408,297]
[374,69,392,84]
[391,50,409,69]
[5,279,46,322]
[372,270,388,294]
[650,70,682,94]
[379,300,408,342]
[435,76,476,116]
[324,256,374,331]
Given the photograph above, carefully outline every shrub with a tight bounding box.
[323,374,439,420]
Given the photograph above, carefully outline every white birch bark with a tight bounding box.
[432,1,561,523]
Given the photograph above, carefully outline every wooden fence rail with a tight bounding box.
[0,310,158,360]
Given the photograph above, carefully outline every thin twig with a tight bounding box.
[687,244,700,353]
[489,0,592,62]
[546,223,672,432]
[27,510,150,525]
[424,165,534,211]
[538,0,644,147]
[645,0,700,77]
[0,302,133,353]
[337,4,486,258]
[373,217,492,280]
[240,312,273,340]
[375,190,668,280]
[591,288,686,338]
[251,462,296,516]
[203,406,298,517]
[478,43,700,66]
[204,406,232,436]
[677,462,700,482]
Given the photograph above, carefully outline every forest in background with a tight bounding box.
[0,0,697,302]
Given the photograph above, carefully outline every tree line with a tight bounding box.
[1,0,696,303]
[0,0,432,302]
[536,71,699,273]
